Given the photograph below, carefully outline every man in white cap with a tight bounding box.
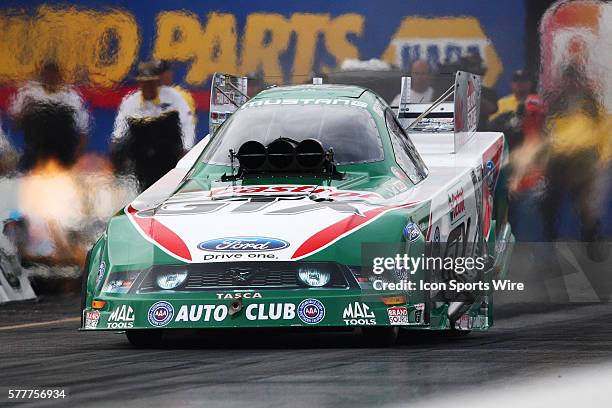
[112,61,195,150]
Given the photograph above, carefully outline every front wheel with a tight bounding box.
[126,329,164,348]
[361,327,399,347]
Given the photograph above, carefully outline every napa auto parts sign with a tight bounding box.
[0,1,523,91]
[0,1,524,153]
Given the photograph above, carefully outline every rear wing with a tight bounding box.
[209,73,249,135]
[398,71,481,153]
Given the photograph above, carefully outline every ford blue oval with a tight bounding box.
[198,237,290,252]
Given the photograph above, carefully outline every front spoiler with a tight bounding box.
[80,291,427,331]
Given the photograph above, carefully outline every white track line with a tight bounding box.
[0,317,80,331]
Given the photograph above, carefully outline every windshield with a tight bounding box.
[201,103,384,165]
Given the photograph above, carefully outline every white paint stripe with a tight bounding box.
[0,317,81,331]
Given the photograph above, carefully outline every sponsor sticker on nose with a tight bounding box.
[198,237,290,252]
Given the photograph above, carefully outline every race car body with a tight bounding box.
[81,72,514,346]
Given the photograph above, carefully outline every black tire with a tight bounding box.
[126,329,164,348]
[361,327,399,347]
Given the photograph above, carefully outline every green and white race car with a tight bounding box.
[81,72,514,346]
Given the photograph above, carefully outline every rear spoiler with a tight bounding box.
[398,71,482,153]
[209,73,249,135]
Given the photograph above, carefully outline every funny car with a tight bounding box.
[81,72,514,346]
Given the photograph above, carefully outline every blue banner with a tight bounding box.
[0,0,525,151]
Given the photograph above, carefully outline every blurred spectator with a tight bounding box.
[541,64,609,254]
[8,61,89,170]
[111,61,195,190]
[155,60,197,120]
[490,70,533,122]
[489,70,536,148]
[0,116,18,174]
[327,59,399,103]
[505,94,548,240]
[112,61,195,149]
[507,94,547,194]
[391,60,434,105]
[247,71,266,98]
[490,101,527,151]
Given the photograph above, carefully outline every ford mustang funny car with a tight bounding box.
[81,72,514,347]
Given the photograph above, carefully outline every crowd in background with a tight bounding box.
[0,50,611,273]
[0,58,199,273]
[396,53,610,259]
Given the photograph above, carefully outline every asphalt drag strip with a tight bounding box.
[0,296,611,407]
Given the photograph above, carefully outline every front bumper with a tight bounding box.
[80,290,426,330]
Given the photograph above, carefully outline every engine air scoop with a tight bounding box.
[222,138,344,181]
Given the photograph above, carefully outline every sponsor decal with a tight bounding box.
[245,303,296,321]
[297,298,325,324]
[84,310,100,329]
[481,139,504,237]
[403,222,420,242]
[418,218,429,234]
[242,99,368,108]
[470,315,487,330]
[433,226,441,243]
[173,303,296,322]
[455,314,473,331]
[390,166,406,180]
[209,185,381,200]
[216,292,262,300]
[342,302,376,325]
[484,159,496,192]
[175,305,229,322]
[466,77,480,131]
[387,306,409,325]
[107,305,135,329]
[96,261,106,288]
[148,301,174,327]
[373,99,385,118]
[413,303,425,325]
[158,192,372,218]
[448,186,466,224]
[392,179,408,193]
[383,179,409,195]
[198,237,289,252]
[104,279,133,293]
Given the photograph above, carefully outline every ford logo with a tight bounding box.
[198,237,290,252]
